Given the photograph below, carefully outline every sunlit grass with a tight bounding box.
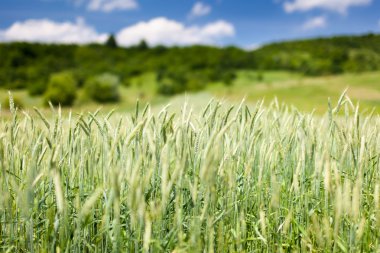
[207,70,380,113]
[1,71,379,114]
[0,93,379,252]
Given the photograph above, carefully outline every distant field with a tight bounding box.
[1,71,379,114]
[207,70,380,113]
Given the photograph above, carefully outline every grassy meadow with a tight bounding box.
[1,70,379,114]
[208,71,380,113]
[0,92,379,252]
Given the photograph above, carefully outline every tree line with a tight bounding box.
[254,33,380,75]
[0,33,379,105]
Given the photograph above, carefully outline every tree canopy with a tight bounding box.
[0,33,379,96]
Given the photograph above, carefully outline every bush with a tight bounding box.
[44,72,77,106]
[256,71,264,81]
[28,81,48,96]
[85,73,120,103]
[157,80,183,96]
[221,71,237,86]
[26,66,49,95]
[156,69,186,96]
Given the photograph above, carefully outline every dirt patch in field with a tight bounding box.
[347,87,380,100]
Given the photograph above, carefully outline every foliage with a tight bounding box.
[84,73,120,103]
[156,66,237,95]
[105,34,118,48]
[44,71,77,106]
[0,97,379,252]
[221,71,236,86]
[0,42,251,94]
[256,71,264,81]
[1,34,380,98]
[253,33,380,75]
[136,40,149,50]
[343,49,380,72]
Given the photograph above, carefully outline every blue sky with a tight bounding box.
[0,0,379,48]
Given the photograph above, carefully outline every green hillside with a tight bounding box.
[0,33,379,112]
[254,33,380,75]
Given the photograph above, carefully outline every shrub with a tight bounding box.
[26,66,49,95]
[28,81,48,96]
[256,71,264,81]
[221,71,237,86]
[85,73,120,103]
[156,71,186,96]
[44,72,77,106]
[157,80,183,96]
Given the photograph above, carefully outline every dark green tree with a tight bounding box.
[137,40,149,50]
[105,34,118,48]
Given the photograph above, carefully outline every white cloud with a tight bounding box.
[87,0,138,12]
[284,0,372,13]
[116,17,234,46]
[0,18,107,44]
[0,17,235,47]
[302,16,327,30]
[189,2,212,18]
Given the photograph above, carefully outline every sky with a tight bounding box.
[0,0,379,48]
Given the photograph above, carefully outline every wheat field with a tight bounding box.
[1,94,379,252]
